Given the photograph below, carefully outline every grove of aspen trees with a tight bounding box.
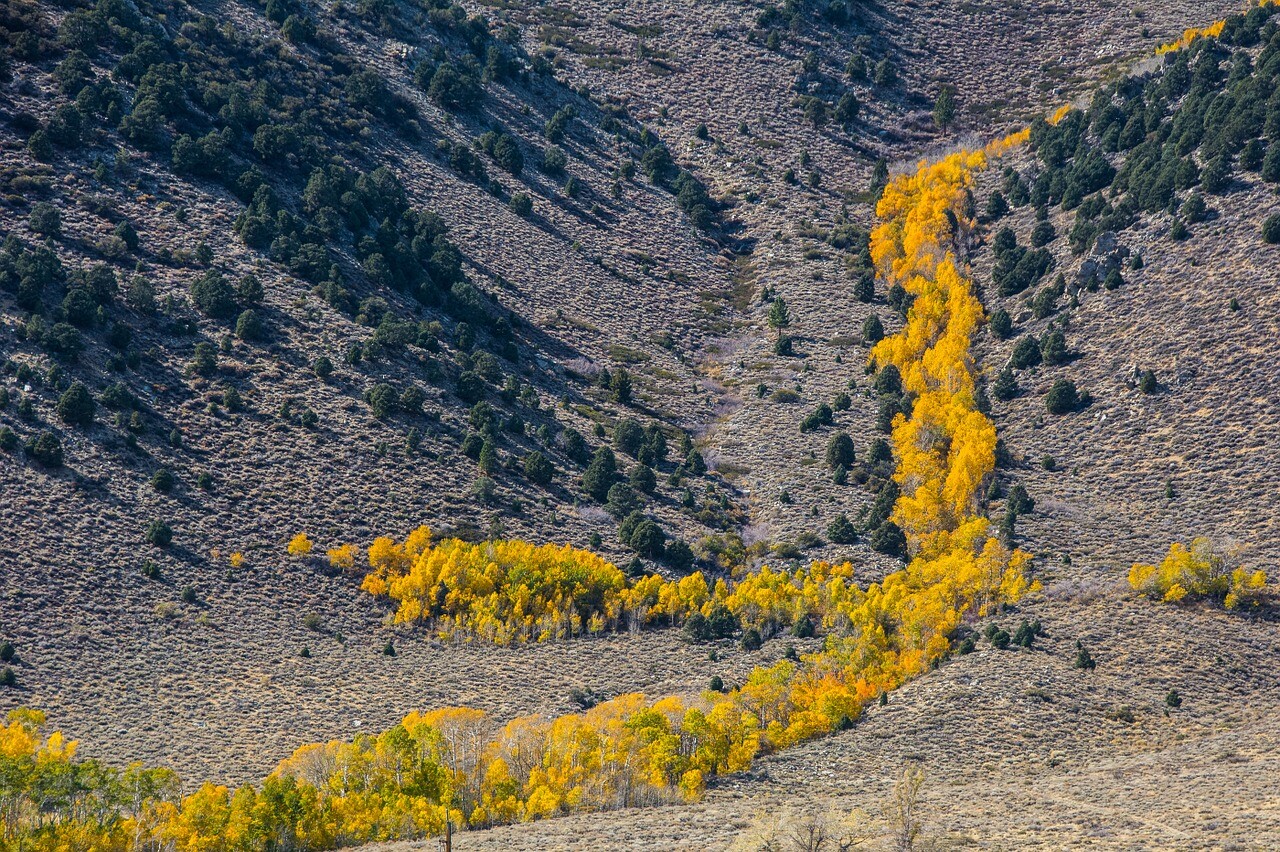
[0,126,1039,849]
[10,0,1280,844]
[13,8,1280,845]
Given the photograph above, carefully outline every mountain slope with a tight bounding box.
[1,0,1277,848]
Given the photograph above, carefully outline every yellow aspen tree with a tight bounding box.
[287,532,313,556]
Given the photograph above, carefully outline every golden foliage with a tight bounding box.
[360,531,632,643]
[326,543,356,571]
[1157,19,1226,54]
[1128,538,1268,609]
[0,120,1058,852]
[869,144,1026,571]
[287,532,313,556]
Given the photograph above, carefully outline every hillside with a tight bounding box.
[2,0,1278,849]
[0,0,756,782]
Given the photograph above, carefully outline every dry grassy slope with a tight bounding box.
[0,0,749,783]
[0,0,1271,839]
[471,0,1244,559]
[369,595,1280,850]
[970,150,1280,573]
[353,2,1280,848]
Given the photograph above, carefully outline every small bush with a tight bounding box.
[862,314,883,343]
[150,468,174,492]
[25,432,63,467]
[867,438,892,465]
[472,476,496,503]
[984,190,1007,219]
[629,463,657,494]
[1181,193,1207,224]
[869,521,907,558]
[1010,335,1041,370]
[1074,640,1096,670]
[682,612,709,643]
[1045,379,1080,414]
[190,343,218,377]
[873,365,902,396]
[181,586,197,604]
[1040,329,1068,365]
[235,309,264,341]
[627,519,666,559]
[1263,214,1280,244]
[1030,220,1056,247]
[614,418,644,456]
[740,627,763,651]
[610,370,633,404]
[665,540,695,572]
[989,309,1013,339]
[145,520,173,547]
[853,274,874,303]
[367,383,399,418]
[29,202,62,237]
[993,366,1018,401]
[1012,619,1041,648]
[523,451,554,486]
[568,687,605,710]
[56,382,95,426]
[101,382,134,410]
[190,271,237,319]
[400,386,425,413]
[1201,156,1230,194]
[799,403,833,432]
[541,145,567,174]
[509,193,533,217]
[826,513,858,544]
[1006,484,1034,516]
[770,388,800,404]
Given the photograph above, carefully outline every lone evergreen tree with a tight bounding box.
[767,296,791,331]
[933,85,957,132]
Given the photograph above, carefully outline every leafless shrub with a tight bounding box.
[577,505,612,525]
[1044,575,1127,604]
